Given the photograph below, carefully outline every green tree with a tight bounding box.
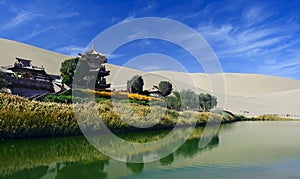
[127,75,144,94]
[180,89,199,110]
[158,81,173,97]
[199,93,217,112]
[173,91,181,99]
[60,58,89,87]
[166,91,181,110]
[0,70,8,90]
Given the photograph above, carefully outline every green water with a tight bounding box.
[1,121,300,178]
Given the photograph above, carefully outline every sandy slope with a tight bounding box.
[1,38,300,117]
[0,38,69,75]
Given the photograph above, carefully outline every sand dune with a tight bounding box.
[0,38,69,75]
[1,38,300,117]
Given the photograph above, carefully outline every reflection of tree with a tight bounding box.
[126,154,144,174]
[159,153,174,166]
[206,136,219,149]
[55,160,108,179]
[0,136,108,177]
[126,162,144,174]
[2,166,48,179]
[175,135,219,158]
[176,138,200,158]
[1,127,220,177]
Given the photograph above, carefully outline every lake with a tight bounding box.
[1,121,300,178]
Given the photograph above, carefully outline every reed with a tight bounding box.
[0,93,236,139]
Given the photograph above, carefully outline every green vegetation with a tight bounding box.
[0,70,8,91]
[166,91,181,110]
[60,57,80,86]
[165,90,218,112]
[0,93,80,139]
[158,81,173,97]
[60,57,89,86]
[127,75,144,94]
[199,93,217,112]
[179,89,199,110]
[249,114,294,121]
[0,93,236,139]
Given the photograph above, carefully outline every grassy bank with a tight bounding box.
[246,114,295,121]
[0,93,237,139]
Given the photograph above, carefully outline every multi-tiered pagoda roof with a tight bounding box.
[79,45,111,90]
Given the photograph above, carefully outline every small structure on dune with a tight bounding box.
[1,58,62,97]
[79,44,111,90]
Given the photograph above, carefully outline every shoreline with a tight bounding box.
[0,93,296,140]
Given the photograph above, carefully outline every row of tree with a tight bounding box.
[166,89,217,112]
[126,75,217,112]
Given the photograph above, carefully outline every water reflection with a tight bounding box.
[159,153,174,166]
[176,136,219,158]
[0,127,219,178]
[55,161,108,179]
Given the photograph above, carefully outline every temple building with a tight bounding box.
[1,58,61,97]
[79,45,111,90]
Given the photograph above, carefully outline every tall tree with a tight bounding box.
[199,93,217,112]
[0,70,8,90]
[127,75,144,94]
[60,58,89,87]
[180,89,199,110]
[158,81,173,97]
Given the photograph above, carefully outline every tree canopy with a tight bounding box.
[60,57,89,87]
[166,93,181,110]
[127,75,144,94]
[0,70,8,90]
[199,93,217,112]
[158,81,173,97]
[180,89,199,110]
[165,90,218,112]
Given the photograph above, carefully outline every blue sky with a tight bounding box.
[1,0,300,79]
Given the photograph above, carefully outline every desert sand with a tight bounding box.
[0,38,69,75]
[1,38,300,117]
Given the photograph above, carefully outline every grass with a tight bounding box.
[0,93,238,139]
[247,114,294,121]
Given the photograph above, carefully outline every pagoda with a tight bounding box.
[79,44,111,90]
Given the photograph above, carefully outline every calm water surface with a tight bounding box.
[1,121,300,178]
